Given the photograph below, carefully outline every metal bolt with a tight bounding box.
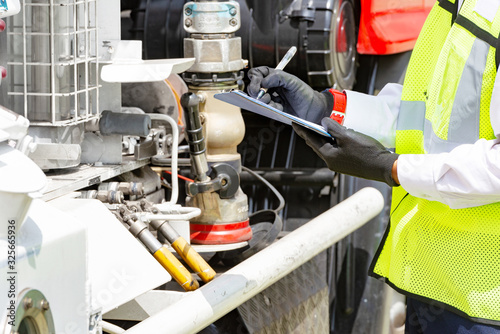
[185,7,192,16]
[23,298,33,309]
[40,300,50,311]
[229,18,238,26]
[196,92,207,103]
[185,18,193,27]
[221,178,228,187]
[199,113,206,124]
[229,7,237,16]
[102,41,114,54]
[165,134,173,147]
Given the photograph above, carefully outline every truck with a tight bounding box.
[0,1,432,333]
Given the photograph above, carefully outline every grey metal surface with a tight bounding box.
[26,123,85,169]
[28,143,81,170]
[3,0,124,171]
[31,0,53,122]
[42,157,150,201]
[183,2,241,34]
[121,81,180,125]
[184,37,246,73]
[116,165,163,199]
[238,253,329,334]
[183,1,245,73]
[81,133,123,165]
[138,228,162,253]
[8,0,99,124]
[134,138,158,160]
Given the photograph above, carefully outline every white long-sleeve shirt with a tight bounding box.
[342,81,500,209]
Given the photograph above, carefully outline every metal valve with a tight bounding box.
[186,163,240,199]
[181,92,240,199]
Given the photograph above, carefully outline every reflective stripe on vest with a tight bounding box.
[370,0,500,324]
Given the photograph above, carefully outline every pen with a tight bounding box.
[256,46,297,100]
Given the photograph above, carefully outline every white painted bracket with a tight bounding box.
[101,40,195,83]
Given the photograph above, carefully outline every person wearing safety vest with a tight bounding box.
[248,0,500,332]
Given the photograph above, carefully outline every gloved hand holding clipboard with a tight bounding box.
[214,90,333,138]
[215,89,400,187]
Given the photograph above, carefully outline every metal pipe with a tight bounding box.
[100,321,125,334]
[156,205,201,216]
[148,113,179,205]
[125,187,384,334]
[239,168,336,186]
[135,203,201,235]
[151,157,191,167]
[136,210,201,222]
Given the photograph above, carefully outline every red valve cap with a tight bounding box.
[0,19,5,33]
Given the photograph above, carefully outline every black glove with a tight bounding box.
[247,66,333,124]
[293,118,400,187]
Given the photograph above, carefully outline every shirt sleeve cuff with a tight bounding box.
[397,154,445,202]
[342,84,402,148]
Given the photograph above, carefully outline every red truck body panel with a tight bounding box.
[357,0,434,55]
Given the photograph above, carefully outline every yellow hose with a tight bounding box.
[171,237,217,283]
[153,246,199,291]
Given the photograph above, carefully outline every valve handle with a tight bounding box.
[181,92,209,182]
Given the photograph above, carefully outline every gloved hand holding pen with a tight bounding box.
[293,117,400,187]
[247,66,333,124]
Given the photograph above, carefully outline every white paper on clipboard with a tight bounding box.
[214,90,333,138]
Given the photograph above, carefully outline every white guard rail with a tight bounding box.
[125,187,385,334]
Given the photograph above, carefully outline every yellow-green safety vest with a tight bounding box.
[369,0,500,325]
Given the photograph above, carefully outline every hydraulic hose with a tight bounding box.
[136,207,216,283]
[128,218,199,291]
[242,166,285,213]
[153,246,199,291]
[153,220,216,283]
